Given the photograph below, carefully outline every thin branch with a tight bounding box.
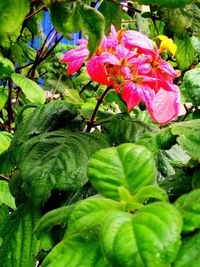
[107,0,141,14]
[85,85,112,132]
[24,5,47,21]
[0,174,9,181]
[16,62,34,71]
[79,80,92,95]
[8,79,14,132]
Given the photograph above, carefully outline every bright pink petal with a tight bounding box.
[146,87,180,124]
[100,52,120,65]
[121,82,141,110]
[158,59,176,77]
[87,56,111,85]
[67,58,85,75]
[61,47,89,62]
[123,30,154,53]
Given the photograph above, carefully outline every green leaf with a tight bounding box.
[181,68,200,106]
[101,113,148,146]
[12,100,77,146]
[35,204,76,234]
[172,231,200,267]
[87,143,157,200]
[137,127,176,155]
[137,0,193,8]
[170,120,200,160]
[11,73,46,105]
[0,0,31,43]
[0,181,16,209]
[99,0,122,34]
[174,189,200,233]
[135,185,169,203]
[0,92,7,111]
[0,56,14,77]
[41,234,109,267]
[49,2,78,34]
[174,34,194,71]
[101,202,182,267]
[77,3,105,56]
[16,130,110,206]
[0,131,13,154]
[67,197,120,235]
[63,88,83,104]
[0,203,41,267]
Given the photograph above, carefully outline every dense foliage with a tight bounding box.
[1,0,200,266]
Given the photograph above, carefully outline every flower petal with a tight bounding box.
[121,82,141,110]
[61,47,89,62]
[146,86,180,124]
[87,56,111,85]
[67,58,85,75]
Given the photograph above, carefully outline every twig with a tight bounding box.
[107,0,141,14]
[8,79,14,132]
[24,5,48,21]
[0,174,9,181]
[79,80,92,95]
[85,85,112,132]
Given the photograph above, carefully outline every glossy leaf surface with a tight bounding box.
[88,143,157,200]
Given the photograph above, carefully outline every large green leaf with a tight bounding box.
[0,181,16,209]
[87,143,157,200]
[49,1,105,56]
[101,113,148,146]
[101,202,182,267]
[172,231,200,267]
[16,130,110,206]
[99,0,122,34]
[12,100,77,146]
[174,189,200,233]
[11,73,46,105]
[0,203,41,267]
[0,131,13,154]
[174,34,194,71]
[0,0,30,43]
[67,197,120,235]
[77,3,105,56]
[0,91,7,111]
[181,68,200,106]
[41,234,110,267]
[170,120,200,160]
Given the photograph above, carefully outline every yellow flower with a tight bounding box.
[157,35,177,56]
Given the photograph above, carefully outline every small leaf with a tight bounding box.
[41,234,109,267]
[0,131,13,154]
[0,56,14,77]
[174,189,200,233]
[137,0,193,8]
[101,202,182,267]
[174,34,194,71]
[88,143,157,200]
[181,68,200,106]
[63,88,83,104]
[135,185,169,203]
[0,203,41,267]
[0,181,16,209]
[172,231,200,267]
[170,119,200,160]
[11,73,46,105]
[0,92,8,111]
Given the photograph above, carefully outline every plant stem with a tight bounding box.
[0,174,9,181]
[24,5,48,21]
[8,79,14,132]
[85,85,112,132]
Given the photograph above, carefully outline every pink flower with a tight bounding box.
[60,40,89,75]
